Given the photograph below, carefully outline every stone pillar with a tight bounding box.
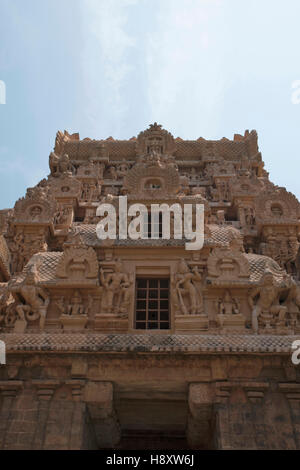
[33,379,97,450]
[0,381,23,450]
[214,381,297,450]
[278,383,300,449]
[187,383,214,449]
[0,379,98,450]
[83,381,121,449]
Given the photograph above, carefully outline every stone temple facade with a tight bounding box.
[0,123,300,449]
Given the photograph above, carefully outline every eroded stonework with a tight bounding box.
[0,124,300,449]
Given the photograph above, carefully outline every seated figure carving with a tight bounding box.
[56,291,92,316]
[248,272,289,332]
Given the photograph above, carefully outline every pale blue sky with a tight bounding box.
[1,0,300,208]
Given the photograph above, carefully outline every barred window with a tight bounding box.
[135,278,170,330]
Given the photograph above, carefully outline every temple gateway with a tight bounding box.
[0,123,300,449]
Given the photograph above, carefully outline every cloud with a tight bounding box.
[145,0,225,139]
[79,0,138,137]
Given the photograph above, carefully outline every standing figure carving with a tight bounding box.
[100,259,132,314]
[173,259,203,315]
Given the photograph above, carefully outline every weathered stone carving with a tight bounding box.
[137,122,176,156]
[1,123,300,341]
[215,290,245,330]
[14,194,56,225]
[1,124,300,450]
[9,268,50,330]
[80,182,98,202]
[248,272,289,332]
[56,290,91,331]
[49,152,74,177]
[53,205,73,227]
[56,241,98,281]
[8,230,48,274]
[56,291,92,317]
[117,160,130,179]
[50,175,81,200]
[255,188,299,225]
[123,151,180,198]
[207,241,250,282]
[173,259,204,315]
[283,279,300,329]
[100,259,132,314]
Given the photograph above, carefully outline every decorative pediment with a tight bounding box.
[76,160,103,180]
[123,154,180,198]
[14,197,56,225]
[207,244,250,281]
[56,241,98,280]
[50,175,81,200]
[136,123,176,156]
[211,158,236,177]
[230,176,264,198]
[255,188,300,225]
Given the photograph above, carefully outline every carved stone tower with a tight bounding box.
[0,124,300,449]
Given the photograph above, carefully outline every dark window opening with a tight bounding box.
[135,278,170,330]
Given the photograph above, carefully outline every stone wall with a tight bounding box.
[1,351,300,449]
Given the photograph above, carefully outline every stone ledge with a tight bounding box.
[0,333,299,354]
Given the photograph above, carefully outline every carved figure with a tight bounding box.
[100,259,132,314]
[248,272,288,332]
[9,270,50,330]
[174,259,203,315]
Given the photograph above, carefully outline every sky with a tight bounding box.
[1,0,300,208]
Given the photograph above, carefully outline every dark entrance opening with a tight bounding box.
[116,430,188,450]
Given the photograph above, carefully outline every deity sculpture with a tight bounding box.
[216,290,242,329]
[100,259,132,314]
[108,166,118,181]
[248,272,289,332]
[49,152,74,177]
[80,182,96,202]
[217,291,240,316]
[56,291,92,316]
[244,207,256,226]
[282,279,300,328]
[173,259,204,315]
[53,205,72,226]
[9,269,50,330]
[29,206,43,221]
[216,181,230,202]
[286,238,299,275]
[10,232,25,273]
[0,288,9,326]
[117,160,129,178]
[216,210,226,226]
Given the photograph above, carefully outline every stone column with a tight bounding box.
[83,381,121,449]
[0,381,23,450]
[213,381,297,450]
[187,383,214,449]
